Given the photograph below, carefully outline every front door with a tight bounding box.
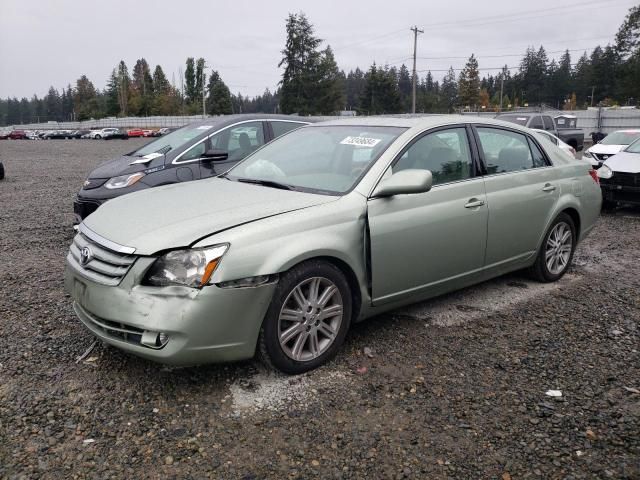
[367,126,488,304]
[199,121,266,178]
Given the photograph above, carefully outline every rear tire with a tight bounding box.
[258,260,352,374]
[602,199,617,211]
[0,162,5,180]
[529,213,576,282]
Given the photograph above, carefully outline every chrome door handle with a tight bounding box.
[464,199,485,208]
[542,184,556,192]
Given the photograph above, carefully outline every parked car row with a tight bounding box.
[65,114,602,374]
[0,127,173,140]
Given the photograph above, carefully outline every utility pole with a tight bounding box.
[499,72,504,112]
[410,25,424,114]
[590,86,595,107]
[202,67,206,118]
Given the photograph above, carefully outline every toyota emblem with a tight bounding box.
[80,246,92,266]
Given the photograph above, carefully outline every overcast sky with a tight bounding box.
[0,0,635,99]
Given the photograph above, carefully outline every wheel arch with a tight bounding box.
[280,254,364,324]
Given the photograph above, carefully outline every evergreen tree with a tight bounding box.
[131,58,154,115]
[397,64,412,112]
[45,87,62,121]
[185,57,197,104]
[313,46,344,114]
[105,69,121,116]
[278,12,322,114]
[615,5,640,58]
[194,58,206,111]
[440,67,458,112]
[359,64,401,114]
[74,75,99,120]
[345,68,366,111]
[152,65,170,94]
[458,54,481,108]
[206,70,233,115]
[116,60,130,115]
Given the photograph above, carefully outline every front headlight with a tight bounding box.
[583,150,593,159]
[597,164,613,179]
[104,172,145,189]
[143,244,229,288]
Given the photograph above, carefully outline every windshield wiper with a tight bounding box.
[236,178,295,191]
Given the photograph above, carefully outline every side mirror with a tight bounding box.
[202,149,229,161]
[372,169,433,198]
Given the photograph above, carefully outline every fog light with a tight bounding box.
[141,330,169,348]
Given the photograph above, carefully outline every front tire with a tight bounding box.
[0,162,5,180]
[602,199,617,210]
[529,213,576,282]
[258,260,352,374]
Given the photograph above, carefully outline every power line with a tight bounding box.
[416,47,602,61]
[422,0,634,29]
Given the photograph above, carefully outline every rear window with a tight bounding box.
[601,131,640,146]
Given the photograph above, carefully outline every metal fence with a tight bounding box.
[4,109,640,135]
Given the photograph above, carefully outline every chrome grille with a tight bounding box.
[67,232,137,286]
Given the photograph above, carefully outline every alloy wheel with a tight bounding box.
[278,277,344,362]
[545,221,573,275]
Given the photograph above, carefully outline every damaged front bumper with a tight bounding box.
[64,257,277,366]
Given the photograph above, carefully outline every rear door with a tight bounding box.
[473,126,559,270]
[199,121,266,177]
[367,125,488,304]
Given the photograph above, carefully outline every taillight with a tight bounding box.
[588,168,599,184]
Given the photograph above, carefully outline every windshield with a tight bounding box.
[132,123,211,156]
[600,131,640,145]
[625,138,640,153]
[228,125,406,194]
[498,115,529,126]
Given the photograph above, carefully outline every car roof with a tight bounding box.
[312,114,534,133]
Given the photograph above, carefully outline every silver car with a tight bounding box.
[64,116,602,373]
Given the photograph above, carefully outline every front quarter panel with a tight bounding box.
[194,194,370,314]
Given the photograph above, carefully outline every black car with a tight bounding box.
[103,128,129,140]
[73,114,313,222]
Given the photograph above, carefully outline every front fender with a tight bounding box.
[194,194,370,303]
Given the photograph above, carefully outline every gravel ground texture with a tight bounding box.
[0,139,638,479]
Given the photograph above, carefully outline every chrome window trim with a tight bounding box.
[172,119,306,165]
[79,223,136,254]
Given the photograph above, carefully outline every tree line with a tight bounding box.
[0,6,638,126]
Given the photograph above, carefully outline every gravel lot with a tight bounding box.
[0,139,638,479]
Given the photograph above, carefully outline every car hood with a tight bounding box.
[589,144,625,155]
[82,178,336,255]
[88,153,166,179]
[603,151,640,174]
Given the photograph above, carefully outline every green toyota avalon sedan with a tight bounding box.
[65,116,602,373]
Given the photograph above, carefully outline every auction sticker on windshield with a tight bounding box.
[197,125,213,130]
[340,136,381,147]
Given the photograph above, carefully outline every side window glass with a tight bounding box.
[476,128,535,174]
[392,127,473,186]
[180,141,206,161]
[227,122,265,161]
[529,116,544,129]
[542,116,554,131]
[528,138,548,167]
[272,121,304,138]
